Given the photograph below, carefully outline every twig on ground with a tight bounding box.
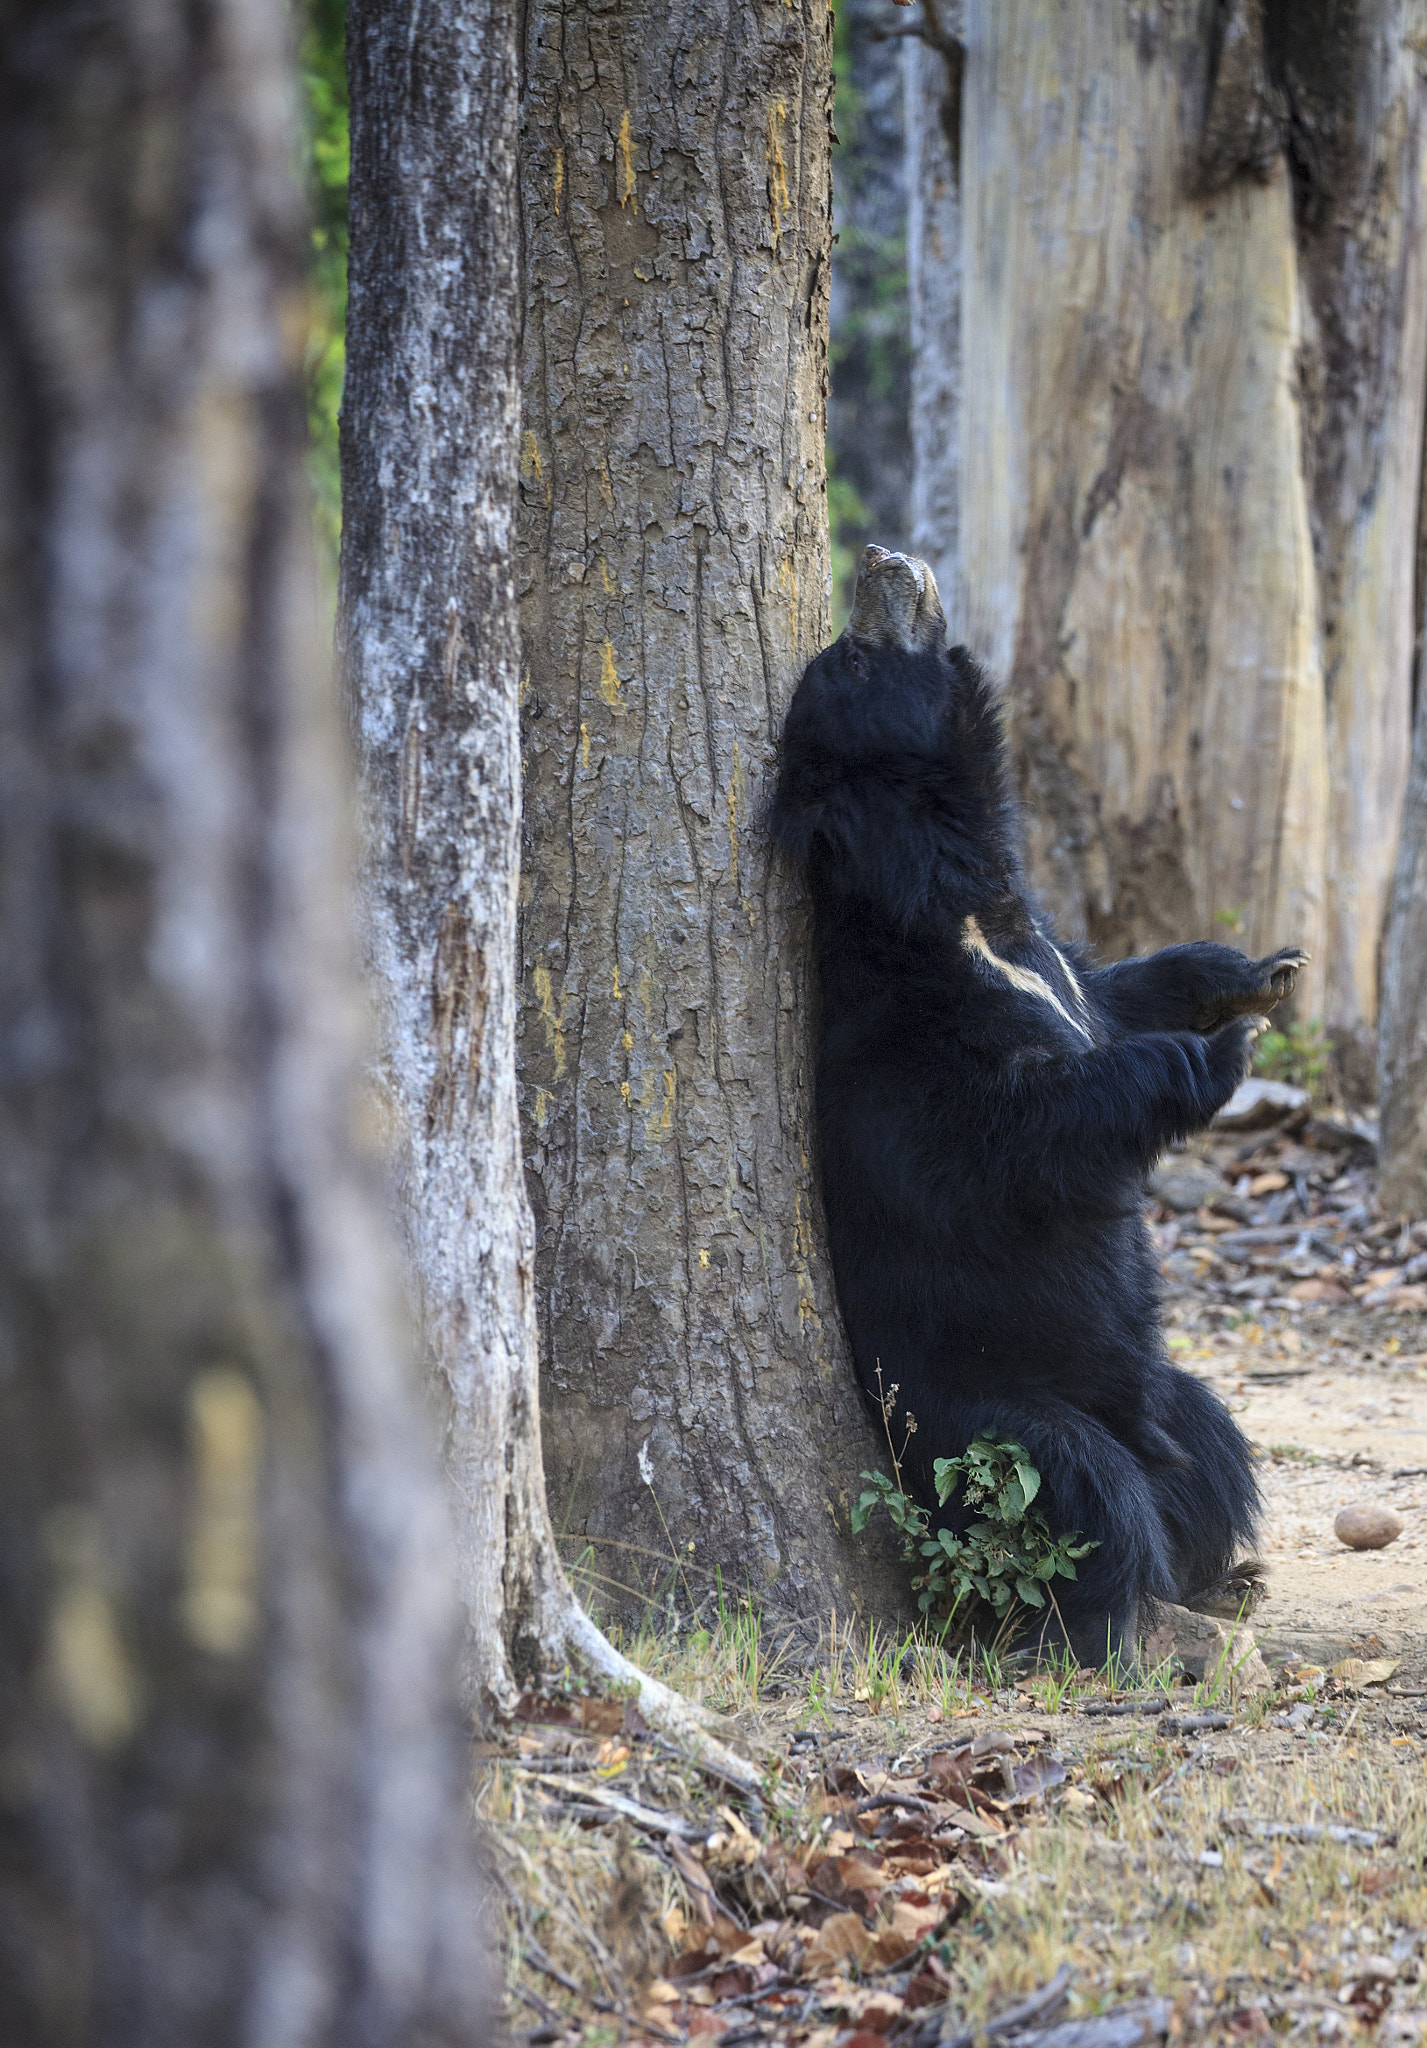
[650,1734,767,1823]
[1224,1816,1385,1848]
[1161,1712,1233,1735]
[908,1964,1073,2047]
[1082,1699,1170,1719]
[1012,2000,1172,2048]
[664,1833,721,1923]
[520,1933,616,2013]
[519,1769,701,1838]
[856,1789,947,1816]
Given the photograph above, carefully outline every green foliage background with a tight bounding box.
[298,0,348,578]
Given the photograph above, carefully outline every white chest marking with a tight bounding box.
[961,915,1094,1042]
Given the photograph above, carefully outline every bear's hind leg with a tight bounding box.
[1142,1366,1260,1611]
[927,1399,1175,1671]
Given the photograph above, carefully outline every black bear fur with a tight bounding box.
[772,573,1300,1663]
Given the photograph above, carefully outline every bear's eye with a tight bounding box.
[846,642,868,679]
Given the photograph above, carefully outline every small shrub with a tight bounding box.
[850,1369,1095,1632]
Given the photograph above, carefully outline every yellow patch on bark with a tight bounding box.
[766,101,791,253]
[521,429,550,505]
[533,964,568,1077]
[618,110,637,210]
[553,146,564,215]
[183,1369,264,1657]
[599,639,625,710]
[44,1510,143,1750]
[727,738,744,891]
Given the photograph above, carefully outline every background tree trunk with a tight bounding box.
[342,0,557,1729]
[827,0,914,620]
[1379,440,1427,1210]
[903,7,962,627]
[517,0,905,1621]
[340,0,769,1776]
[0,0,491,2037]
[909,0,1427,1094]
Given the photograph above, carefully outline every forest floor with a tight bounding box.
[486,1109,1427,2048]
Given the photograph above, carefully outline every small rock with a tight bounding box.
[1140,1603,1271,1693]
[1334,1502,1404,1550]
[1305,1113,1379,1163]
[1214,1078,1310,1131]
[1148,1157,1233,1213]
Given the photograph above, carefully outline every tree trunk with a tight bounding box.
[910,0,1427,1092]
[0,0,491,2038]
[904,8,962,628]
[340,0,770,1776]
[517,0,906,1621]
[827,0,914,618]
[1379,399,1427,1211]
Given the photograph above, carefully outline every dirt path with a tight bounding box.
[1154,1116,1427,1673]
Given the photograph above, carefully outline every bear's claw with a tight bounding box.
[1264,946,1309,1003]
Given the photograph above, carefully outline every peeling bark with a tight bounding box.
[0,0,490,2036]
[517,0,906,1620]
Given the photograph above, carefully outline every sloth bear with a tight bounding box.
[773,546,1305,1664]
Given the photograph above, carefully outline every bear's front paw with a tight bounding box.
[1259,945,1309,1005]
[1204,1013,1262,1101]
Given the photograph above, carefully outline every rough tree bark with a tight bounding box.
[908,0,1427,1093]
[0,0,490,2038]
[517,0,905,1619]
[341,0,765,1774]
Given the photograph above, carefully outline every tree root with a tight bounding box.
[555,1600,763,1803]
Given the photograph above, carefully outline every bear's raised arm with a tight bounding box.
[1088,943,1309,1038]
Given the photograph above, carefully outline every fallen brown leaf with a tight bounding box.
[801,1910,875,1978]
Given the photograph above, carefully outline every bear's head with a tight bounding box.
[771,547,1018,921]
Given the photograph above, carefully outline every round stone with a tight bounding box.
[1333,1502,1404,1551]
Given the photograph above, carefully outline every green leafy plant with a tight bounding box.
[850,1368,1095,1631]
[1252,1018,1333,1098]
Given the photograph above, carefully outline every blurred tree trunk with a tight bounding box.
[0,0,491,2038]
[909,0,1427,1097]
[517,0,905,1622]
[340,0,767,1773]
